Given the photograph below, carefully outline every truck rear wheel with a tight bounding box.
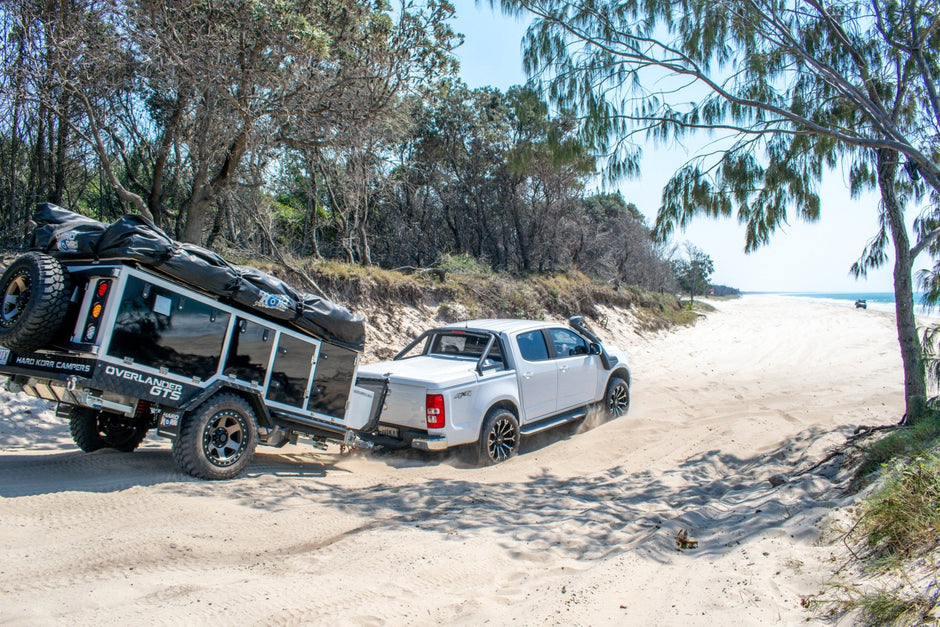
[68,407,149,452]
[173,393,258,480]
[0,252,70,353]
[476,408,519,465]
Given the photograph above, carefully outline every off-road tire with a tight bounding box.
[0,252,70,353]
[605,376,630,419]
[172,393,258,480]
[68,407,149,453]
[476,408,520,466]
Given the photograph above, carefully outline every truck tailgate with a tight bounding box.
[379,380,427,430]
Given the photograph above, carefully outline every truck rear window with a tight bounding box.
[427,332,503,366]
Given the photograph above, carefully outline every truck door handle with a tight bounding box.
[523,371,533,380]
[559,365,568,373]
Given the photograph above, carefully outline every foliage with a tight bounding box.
[807,414,940,624]
[435,253,493,278]
[0,0,459,241]
[852,587,938,626]
[0,1,682,298]
[856,416,940,480]
[810,584,939,627]
[859,451,940,559]
[366,82,676,289]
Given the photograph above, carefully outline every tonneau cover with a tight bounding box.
[28,203,365,351]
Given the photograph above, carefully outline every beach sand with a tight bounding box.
[0,295,912,624]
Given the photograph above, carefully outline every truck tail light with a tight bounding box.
[426,394,445,429]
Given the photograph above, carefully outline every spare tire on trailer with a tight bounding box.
[0,252,71,353]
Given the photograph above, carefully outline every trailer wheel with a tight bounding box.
[0,252,70,352]
[173,393,257,480]
[68,407,149,453]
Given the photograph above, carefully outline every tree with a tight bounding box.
[672,243,714,305]
[494,0,940,420]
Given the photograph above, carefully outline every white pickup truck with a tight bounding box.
[358,317,631,464]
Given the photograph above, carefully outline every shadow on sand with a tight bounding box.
[1,422,854,566]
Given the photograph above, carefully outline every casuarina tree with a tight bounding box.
[493,0,940,421]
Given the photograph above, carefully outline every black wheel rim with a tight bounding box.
[487,416,518,462]
[98,414,140,447]
[202,409,248,467]
[607,383,629,417]
[1,271,30,327]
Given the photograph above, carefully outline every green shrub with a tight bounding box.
[855,588,935,626]
[859,451,940,559]
[856,416,940,479]
[435,253,493,277]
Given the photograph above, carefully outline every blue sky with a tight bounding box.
[448,0,924,293]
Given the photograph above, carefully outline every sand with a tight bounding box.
[0,295,917,624]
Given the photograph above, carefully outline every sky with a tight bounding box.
[448,0,930,293]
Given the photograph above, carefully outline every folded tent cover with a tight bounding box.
[28,203,366,351]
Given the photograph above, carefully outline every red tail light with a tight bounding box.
[82,279,112,343]
[426,394,445,429]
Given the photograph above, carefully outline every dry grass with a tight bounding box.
[248,256,692,332]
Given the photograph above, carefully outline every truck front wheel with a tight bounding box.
[68,407,149,452]
[476,408,519,465]
[173,393,258,480]
[605,376,630,419]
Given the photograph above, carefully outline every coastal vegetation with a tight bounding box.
[248,254,700,338]
[810,415,940,624]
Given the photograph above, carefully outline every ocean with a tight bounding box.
[751,291,938,317]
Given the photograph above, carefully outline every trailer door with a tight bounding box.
[265,332,319,411]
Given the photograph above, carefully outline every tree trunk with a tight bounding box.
[180,127,250,243]
[878,149,927,422]
[8,91,21,231]
[357,218,372,266]
[51,90,70,205]
[181,184,212,244]
[303,154,321,259]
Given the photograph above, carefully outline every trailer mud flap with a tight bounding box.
[156,410,182,439]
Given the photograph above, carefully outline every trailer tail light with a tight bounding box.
[426,394,445,429]
[83,279,112,343]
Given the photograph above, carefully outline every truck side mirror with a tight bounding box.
[589,343,602,355]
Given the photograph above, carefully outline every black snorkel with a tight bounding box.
[568,316,617,370]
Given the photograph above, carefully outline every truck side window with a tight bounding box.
[516,330,549,362]
[549,328,588,358]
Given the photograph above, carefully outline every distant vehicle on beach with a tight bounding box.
[855,299,868,309]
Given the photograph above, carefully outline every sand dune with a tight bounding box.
[0,295,912,624]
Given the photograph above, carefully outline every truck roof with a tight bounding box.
[440,319,558,335]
